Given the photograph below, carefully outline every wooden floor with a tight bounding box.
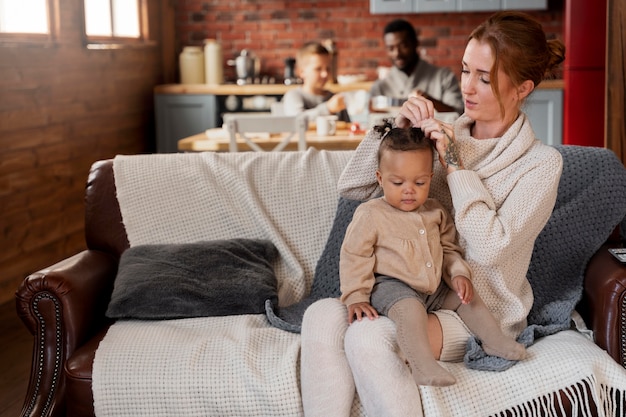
[0,300,32,417]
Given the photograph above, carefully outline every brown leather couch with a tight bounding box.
[15,158,626,417]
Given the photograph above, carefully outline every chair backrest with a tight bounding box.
[270,102,285,115]
[223,113,308,152]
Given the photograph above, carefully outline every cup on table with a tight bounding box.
[316,115,338,136]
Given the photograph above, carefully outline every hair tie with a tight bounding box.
[381,126,392,140]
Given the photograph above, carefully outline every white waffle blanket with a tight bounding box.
[93,150,626,417]
[419,330,626,416]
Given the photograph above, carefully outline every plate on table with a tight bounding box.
[370,95,406,113]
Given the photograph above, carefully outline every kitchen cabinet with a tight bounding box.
[501,0,547,10]
[563,0,606,147]
[370,0,546,14]
[458,0,499,12]
[370,0,413,13]
[155,94,217,153]
[155,93,284,153]
[524,88,563,146]
[417,0,456,12]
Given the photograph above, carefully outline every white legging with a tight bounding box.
[300,298,470,417]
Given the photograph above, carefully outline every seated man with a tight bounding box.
[371,19,464,115]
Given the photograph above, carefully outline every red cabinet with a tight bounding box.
[563,0,607,146]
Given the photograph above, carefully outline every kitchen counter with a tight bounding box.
[178,125,365,152]
[154,82,374,95]
[154,79,563,96]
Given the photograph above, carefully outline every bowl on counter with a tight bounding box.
[370,95,406,113]
[337,74,367,85]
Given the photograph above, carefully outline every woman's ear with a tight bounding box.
[517,80,535,101]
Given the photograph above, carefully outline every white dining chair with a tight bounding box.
[223,113,308,152]
[270,102,285,115]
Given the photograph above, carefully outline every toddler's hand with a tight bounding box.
[451,275,473,304]
[347,302,379,323]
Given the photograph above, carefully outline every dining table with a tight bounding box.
[177,121,366,152]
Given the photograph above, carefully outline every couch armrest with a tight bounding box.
[15,249,118,417]
[580,243,626,368]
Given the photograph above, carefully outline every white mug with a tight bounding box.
[316,115,338,136]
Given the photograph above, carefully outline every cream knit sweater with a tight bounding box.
[338,113,563,338]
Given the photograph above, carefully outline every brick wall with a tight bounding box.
[174,0,565,83]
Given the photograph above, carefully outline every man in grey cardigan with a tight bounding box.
[371,19,464,115]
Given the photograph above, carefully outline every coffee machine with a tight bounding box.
[231,49,259,85]
[283,57,297,85]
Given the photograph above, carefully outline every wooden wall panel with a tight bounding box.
[606,0,625,162]
[0,0,168,304]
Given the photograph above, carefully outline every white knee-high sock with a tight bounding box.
[345,317,425,417]
[301,298,355,417]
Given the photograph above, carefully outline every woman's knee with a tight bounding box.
[432,309,471,362]
[344,317,397,356]
[301,298,348,346]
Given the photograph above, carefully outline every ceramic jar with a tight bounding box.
[179,46,204,84]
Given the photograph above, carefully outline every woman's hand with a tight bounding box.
[420,118,464,172]
[394,94,435,129]
[347,302,379,323]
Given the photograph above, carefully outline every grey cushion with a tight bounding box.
[107,239,279,320]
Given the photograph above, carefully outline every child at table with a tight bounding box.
[340,122,527,386]
[281,42,350,123]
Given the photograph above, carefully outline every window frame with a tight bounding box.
[0,0,155,49]
[82,0,154,50]
[0,0,56,46]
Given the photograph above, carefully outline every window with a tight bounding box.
[0,0,49,34]
[0,0,150,47]
[84,0,140,38]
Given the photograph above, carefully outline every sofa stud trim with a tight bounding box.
[21,292,63,417]
[621,295,626,368]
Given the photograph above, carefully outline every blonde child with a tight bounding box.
[281,42,350,122]
[340,122,526,387]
